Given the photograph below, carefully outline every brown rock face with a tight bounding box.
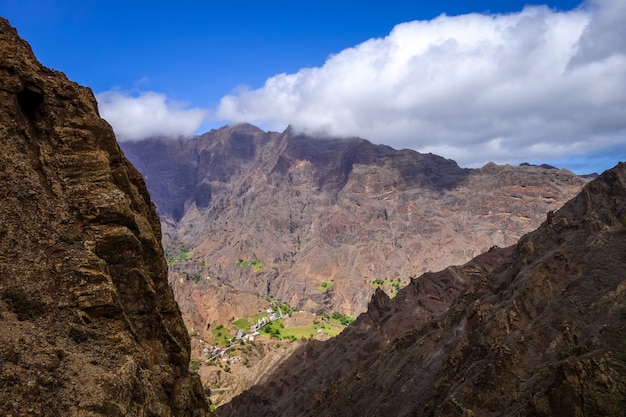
[0,18,210,416]
[218,163,626,417]
[121,124,588,318]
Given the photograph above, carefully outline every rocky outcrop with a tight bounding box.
[219,163,626,416]
[121,125,588,318]
[0,18,210,416]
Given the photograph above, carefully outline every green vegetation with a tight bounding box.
[621,215,626,228]
[232,317,251,330]
[371,278,402,296]
[189,359,201,372]
[270,298,298,316]
[166,243,192,266]
[211,324,232,347]
[209,297,353,349]
[317,311,356,328]
[371,279,384,288]
[252,312,267,323]
[331,311,356,326]
[261,319,284,338]
[317,281,335,292]
[235,258,264,272]
[260,317,344,340]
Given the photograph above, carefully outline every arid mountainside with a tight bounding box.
[0,19,210,416]
[219,163,626,417]
[121,124,588,319]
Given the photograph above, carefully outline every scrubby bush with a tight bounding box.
[331,312,356,326]
[189,359,201,372]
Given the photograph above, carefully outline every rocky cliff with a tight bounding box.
[121,124,588,322]
[0,18,210,416]
[218,162,626,416]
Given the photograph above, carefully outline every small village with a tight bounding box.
[198,306,290,363]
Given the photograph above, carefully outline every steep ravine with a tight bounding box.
[121,126,589,320]
[219,163,626,416]
[0,18,211,416]
[121,124,591,407]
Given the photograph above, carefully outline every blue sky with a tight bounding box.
[1,0,625,174]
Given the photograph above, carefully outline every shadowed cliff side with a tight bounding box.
[219,162,626,416]
[122,125,587,318]
[0,18,210,416]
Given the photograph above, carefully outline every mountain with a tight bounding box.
[218,162,626,417]
[120,124,588,320]
[0,18,210,416]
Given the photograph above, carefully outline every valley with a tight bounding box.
[121,124,589,320]
[219,163,626,417]
[120,123,591,405]
[2,12,624,417]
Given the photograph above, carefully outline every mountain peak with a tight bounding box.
[120,124,588,319]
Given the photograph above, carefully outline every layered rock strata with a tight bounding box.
[219,163,626,416]
[0,18,210,416]
[121,125,588,318]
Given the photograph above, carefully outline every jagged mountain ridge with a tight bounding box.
[121,123,588,319]
[0,18,210,416]
[218,162,626,417]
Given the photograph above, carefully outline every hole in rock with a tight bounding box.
[17,84,44,119]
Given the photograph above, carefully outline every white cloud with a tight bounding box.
[216,0,626,170]
[96,90,208,141]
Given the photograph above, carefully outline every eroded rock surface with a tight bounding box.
[219,163,626,416]
[0,18,210,416]
[121,124,588,318]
